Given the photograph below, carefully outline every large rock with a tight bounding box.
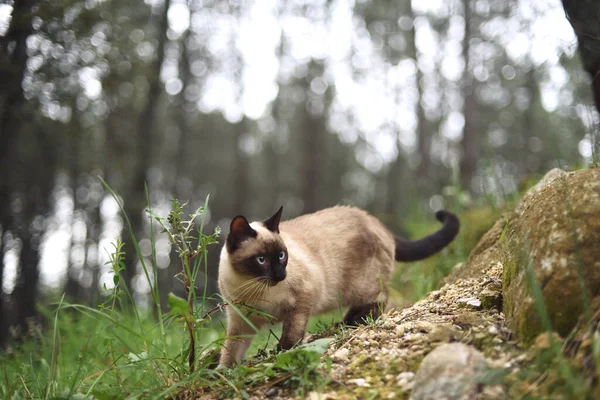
[410,343,488,400]
[503,168,600,342]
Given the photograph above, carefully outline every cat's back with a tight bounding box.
[281,205,372,231]
[280,206,394,254]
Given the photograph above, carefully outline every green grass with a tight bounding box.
[1,305,220,399]
[1,186,341,399]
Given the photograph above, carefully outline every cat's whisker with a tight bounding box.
[235,278,262,301]
[234,276,261,293]
[248,279,264,302]
[233,276,262,295]
[257,280,269,303]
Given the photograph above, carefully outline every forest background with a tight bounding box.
[0,0,597,348]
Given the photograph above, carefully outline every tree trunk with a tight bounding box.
[385,147,407,232]
[232,117,250,216]
[562,0,600,116]
[122,0,171,301]
[459,0,479,191]
[407,1,430,185]
[15,128,56,335]
[0,0,36,164]
[158,21,194,313]
[301,114,319,214]
[0,226,5,343]
[0,0,37,345]
[64,128,83,301]
[15,234,39,334]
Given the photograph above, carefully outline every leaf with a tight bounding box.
[167,292,190,316]
[298,338,334,354]
[273,338,334,370]
[126,351,148,363]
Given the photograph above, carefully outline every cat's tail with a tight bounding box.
[394,210,460,261]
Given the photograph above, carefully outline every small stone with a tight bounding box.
[415,321,436,333]
[348,378,369,387]
[429,326,459,343]
[396,371,415,391]
[488,326,499,335]
[332,347,350,362]
[396,371,415,382]
[265,387,278,398]
[387,393,397,399]
[308,392,325,400]
[429,290,441,300]
[396,324,407,335]
[457,297,482,310]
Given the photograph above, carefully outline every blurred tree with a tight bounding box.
[233,117,251,216]
[122,0,172,298]
[0,0,39,343]
[14,129,56,335]
[459,0,479,192]
[355,0,413,229]
[562,0,600,116]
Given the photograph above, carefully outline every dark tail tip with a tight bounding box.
[395,210,460,262]
[435,210,460,235]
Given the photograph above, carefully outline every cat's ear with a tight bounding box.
[263,206,283,233]
[227,215,257,253]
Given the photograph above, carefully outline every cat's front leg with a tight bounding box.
[278,307,311,350]
[219,312,259,368]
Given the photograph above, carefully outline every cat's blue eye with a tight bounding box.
[256,256,266,264]
[279,251,286,260]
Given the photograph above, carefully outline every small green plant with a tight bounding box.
[98,240,127,313]
[146,197,220,373]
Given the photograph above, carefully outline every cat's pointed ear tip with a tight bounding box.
[230,215,249,230]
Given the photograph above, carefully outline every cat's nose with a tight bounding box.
[271,265,286,282]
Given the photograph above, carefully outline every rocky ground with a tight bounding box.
[259,262,521,400]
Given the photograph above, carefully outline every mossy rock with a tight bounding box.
[503,168,600,343]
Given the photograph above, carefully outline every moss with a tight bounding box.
[502,168,600,344]
[480,289,502,311]
[459,206,508,252]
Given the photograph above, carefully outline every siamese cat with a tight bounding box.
[218,206,459,367]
